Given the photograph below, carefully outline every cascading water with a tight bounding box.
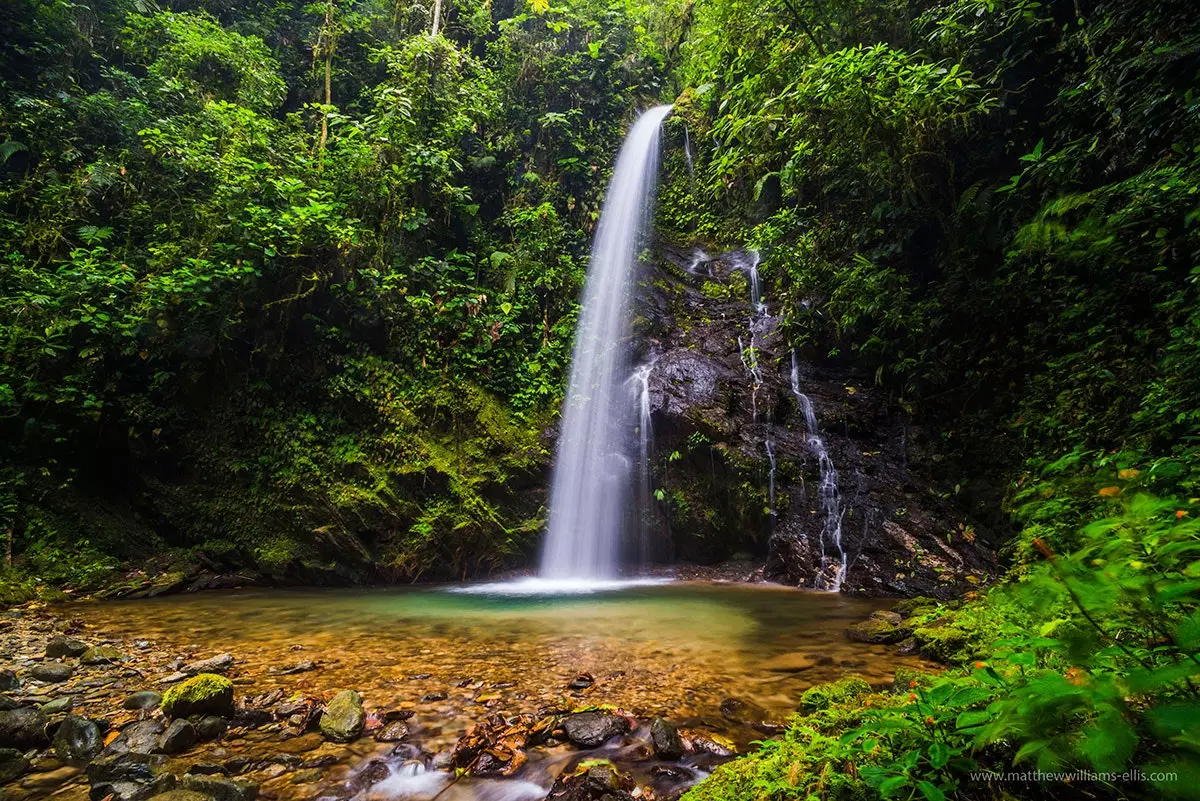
[686,248,711,276]
[765,440,777,517]
[631,361,656,564]
[539,105,673,581]
[790,351,846,591]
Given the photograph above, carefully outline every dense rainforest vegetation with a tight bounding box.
[2,0,1200,798]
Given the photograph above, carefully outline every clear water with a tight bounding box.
[541,105,673,580]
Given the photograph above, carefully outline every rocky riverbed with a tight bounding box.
[0,582,941,800]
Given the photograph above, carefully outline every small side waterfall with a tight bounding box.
[765,439,777,517]
[540,105,673,580]
[631,361,656,564]
[790,351,846,591]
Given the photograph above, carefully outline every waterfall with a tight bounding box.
[540,105,673,580]
[790,351,846,591]
[765,440,777,517]
[631,361,656,564]
[683,124,696,195]
[686,248,711,275]
[737,335,763,423]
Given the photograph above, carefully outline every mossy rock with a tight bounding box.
[799,675,871,712]
[891,596,938,618]
[845,613,911,645]
[912,625,973,663]
[161,674,234,719]
[319,690,364,743]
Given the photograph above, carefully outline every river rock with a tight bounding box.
[195,716,229,741]
[30,663,74,683]
[562,711,630,747]
[0,697,19,712]
[0,747,31,783]
[550,763,636,801]
[760,652,820,672]
[161,674,234,718]
[41,696,74,714]
[681,729,736,757]
[182,654,233,676]
[123,691,163,711]
[182,772,258,801]
[46,636,89,659]
[54,714,103,765]
[319,690,364,743]
[82,645,128,665]
[148,792,210,801]
[159,720,196,755]
[845,615,911,645]
[0,706,48,749]
[650,718,684,759]
[106,720,166,755]
[375,720,409,742]
[91,773,176,801]
[0,670,19,691]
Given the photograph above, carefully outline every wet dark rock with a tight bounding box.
[318,690,364,743]
[0,697,19,712]
[375,720,409,742]
[231,707,272,728]
[278,660,317,675]
[187,762,228,776]
[681,729,736,757]
[46,636,89,659]
[86,751,162,784]
[148,791,210,801]
[650,718,685,759]
[31,663,75,683]
[0,671,19,692]
[0,747,31,784]
[195,715,229,741]
[106,720,166,755]
[90,773,176,801]
[302,754,340,769]
[81,645,128,665]
[54,714,103,765]
[562,711,630,748]
[0,706,49,749]
[159,720,196,754]
[567,673,594,690]
[420,691,447,702]
[548,762,636,801]
[124,691,164,711]
[182,654,234,676]
[718,697,778,729]
[181,773,258,801]
[897,637,919,655]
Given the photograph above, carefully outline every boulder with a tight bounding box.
[319,690,364,743]
[89,773,176,801]
[41,696,74,714]
[0,747,31,784]
[54,714,103,765]
[158,719,196,755]
[46,636,89,659]
[649,718,684,759]
[195,715,229,741]
[161,674,234,719]
[181,772,258,801]
[30,663,75,683]
[845,615,911,645]
[562,711,630,748]
[0,670,18,692]
[124,691,163,710]
[105,720,166,755]
[0,706,48,749]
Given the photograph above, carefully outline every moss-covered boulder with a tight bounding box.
[891,596,938,618]
[161,674,234,719]
[912,620,975,663]
[319,690,364,743]
[845,611,911,644]
[799,675,871,712]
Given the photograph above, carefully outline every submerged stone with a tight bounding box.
[319,690,364,743]
[562,711,630,748]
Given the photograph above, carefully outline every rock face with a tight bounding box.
[630,243,996,596]
[319,690,364,743]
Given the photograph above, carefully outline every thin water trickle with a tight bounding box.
[685,247,711,275]
[790,351,847,591]
[765,439,777,517]
[632,361,657,564]
[541,105,673,580]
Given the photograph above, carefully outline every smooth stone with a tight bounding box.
[90,773,175,801]
[123,691,163,711]
[374,720,409,742]
[319,690,364,743]
[158,719,196,755]
[54,714,103,765]
[0,747,31,783]
[20,764,79,791]
[86,751,161,783]
[30,663,74,683]
[181,772,258,801]
[41,696,74,714]
[0,706,49,749]
[759,652,820,672]
[276,733,323,754]
[182,654,233,676]
[195,716,229,741]
[562,711,630,748]
[45,636,89,660]
[0,671,19,692]
[82,645,127,665]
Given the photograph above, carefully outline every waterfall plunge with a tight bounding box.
[540,105,673,580]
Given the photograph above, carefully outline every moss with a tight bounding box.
[799,675,871,712]
[892,667,936,692]
[912,624,974,662]
[891,595,938,617]
[161,673,234,719]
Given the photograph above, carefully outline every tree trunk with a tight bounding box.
[431,0,442,36]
